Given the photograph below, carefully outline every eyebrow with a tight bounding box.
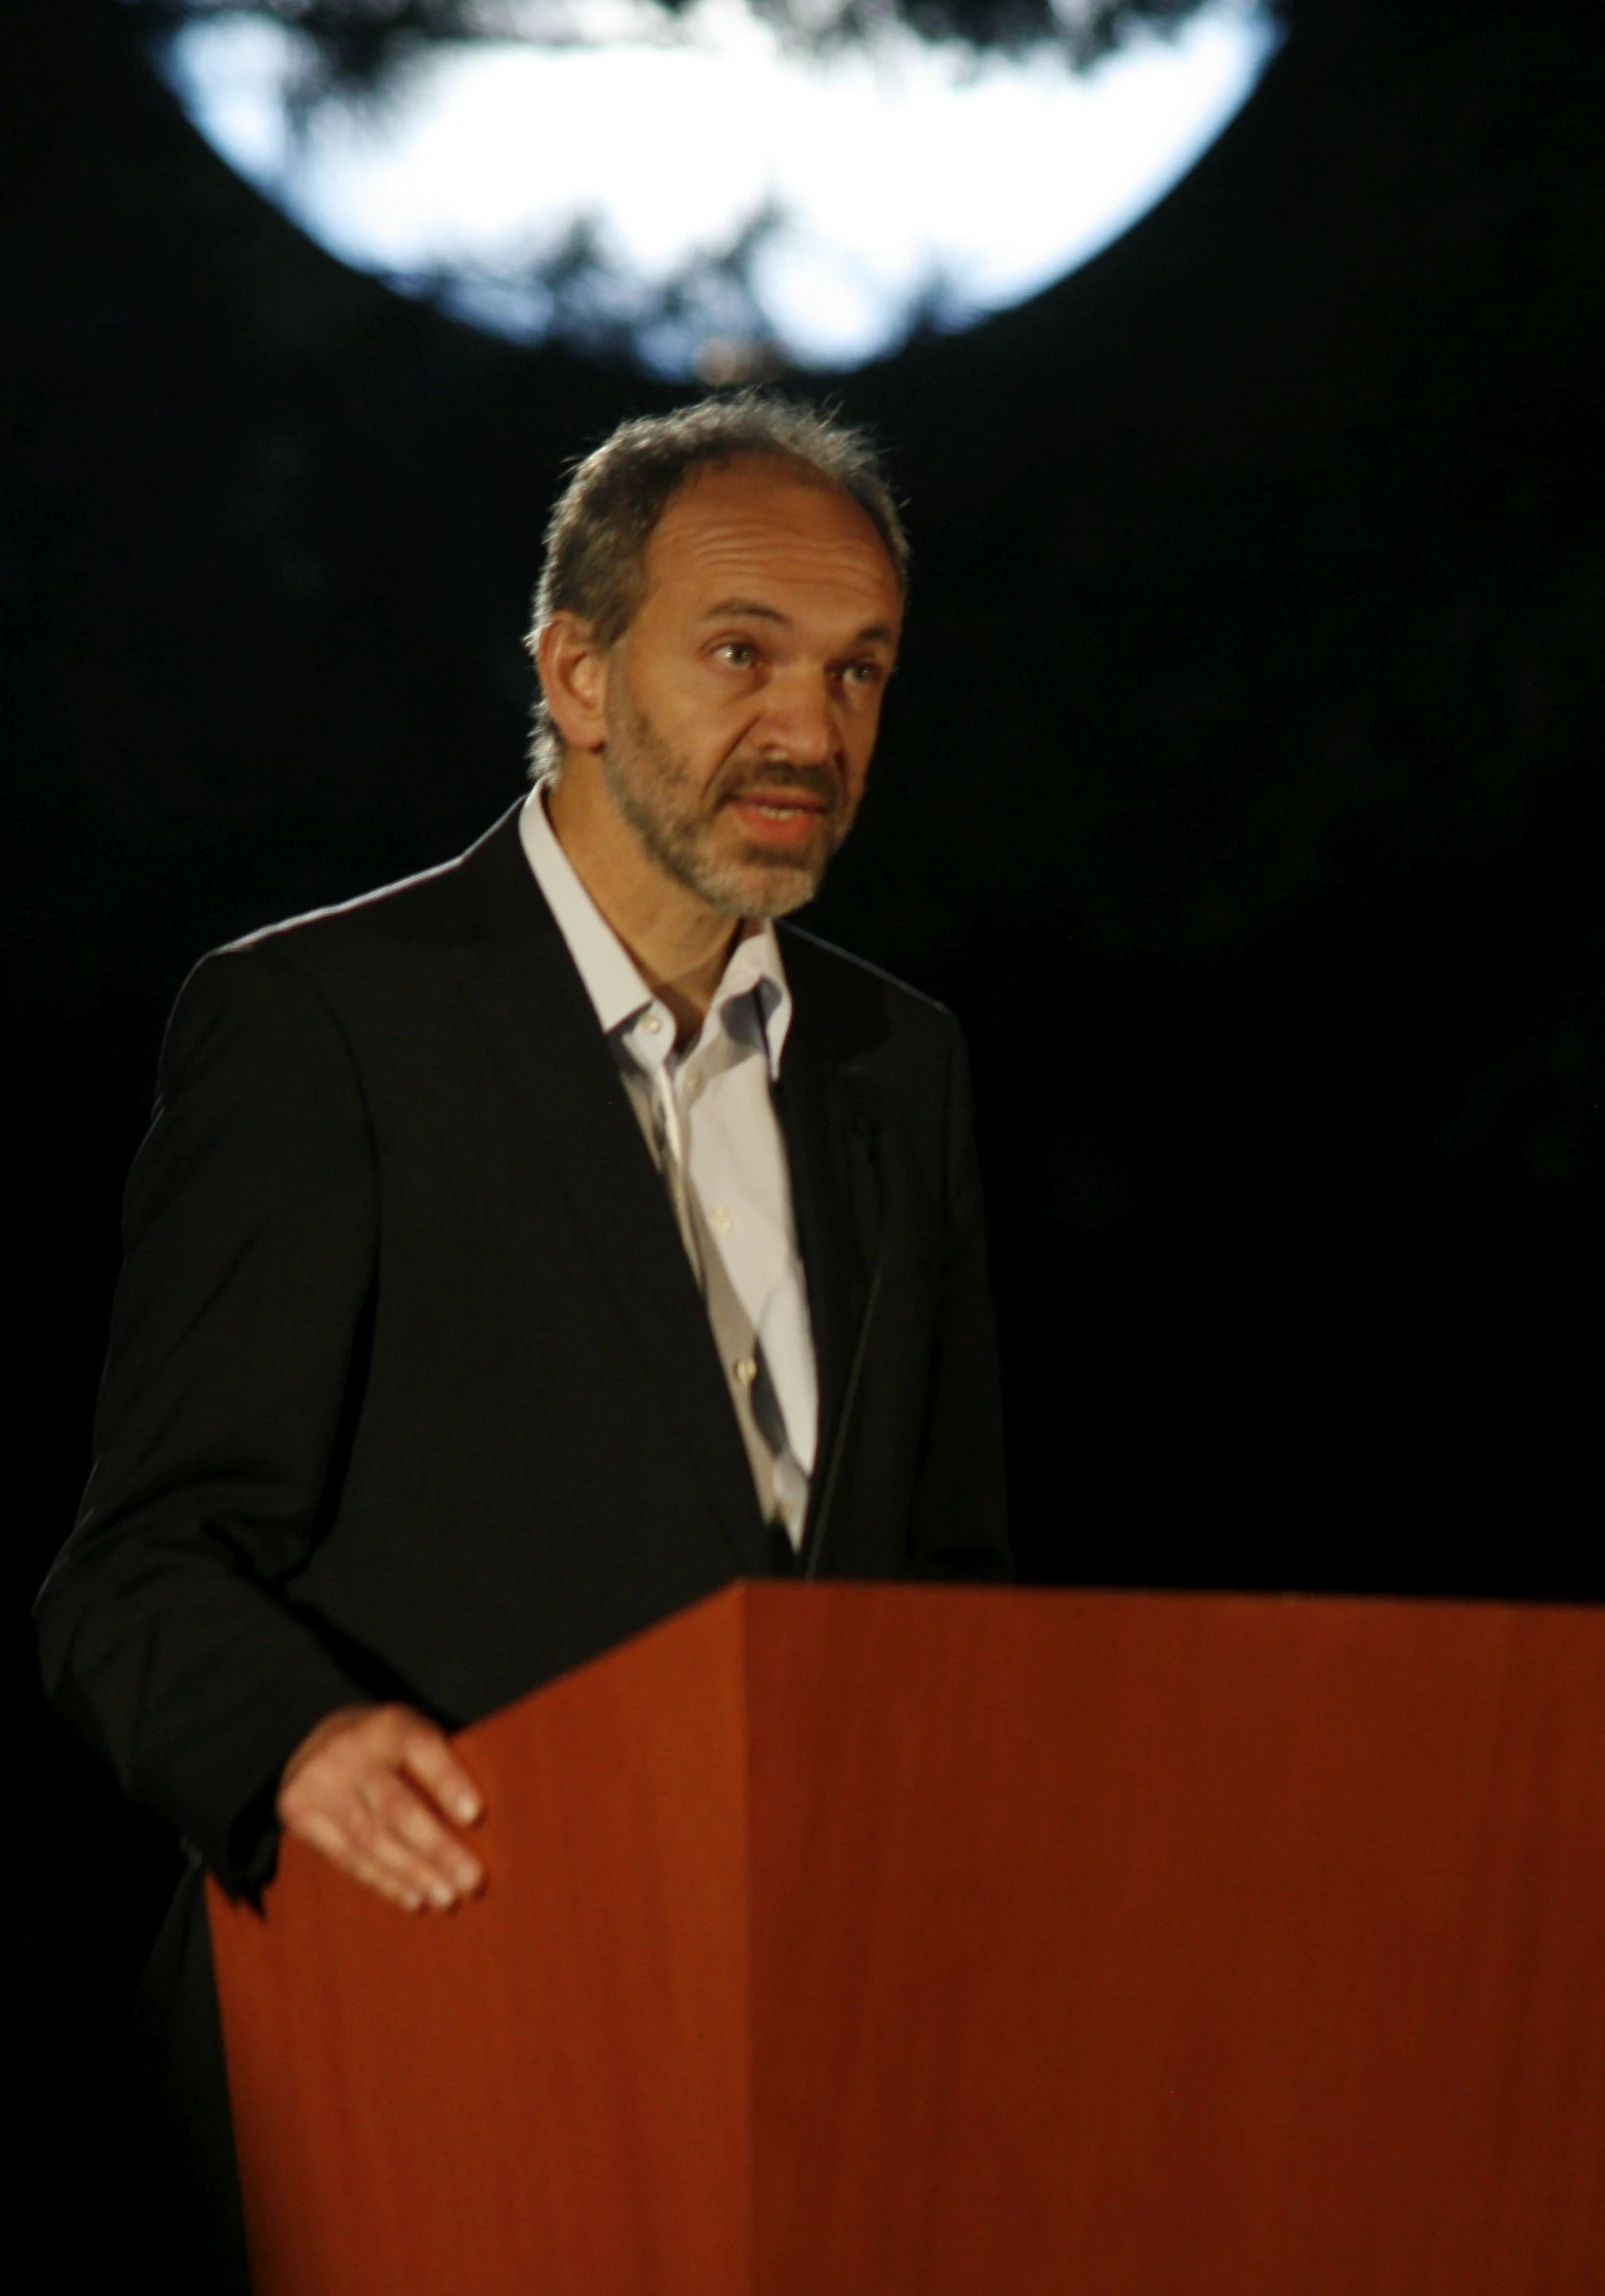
[700,597,899,647]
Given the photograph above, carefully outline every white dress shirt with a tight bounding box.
[518,785,819,1544]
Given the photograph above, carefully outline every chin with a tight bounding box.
[699,854,824,921]
[745,876,822,921]
[683,825,831,919]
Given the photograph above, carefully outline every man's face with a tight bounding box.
[599,457,903,919]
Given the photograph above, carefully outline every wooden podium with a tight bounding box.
[209,1582,1605,2294]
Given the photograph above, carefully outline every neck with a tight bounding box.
[544,760,740,1038]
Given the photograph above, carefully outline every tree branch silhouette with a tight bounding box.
[124,0,1231,107]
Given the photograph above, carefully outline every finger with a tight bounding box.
[275,1707,484,1907]
[398,1727,483,1828]
[358,1812,466,1910]
[336,1794,469,1908]
[360,1773,483,1898]
[283,1803,426,1912]
[283,1768,475,1908]
[347,1851,428,1913]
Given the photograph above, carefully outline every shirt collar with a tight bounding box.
[705,912,793,1080]
[518,782,793,1079]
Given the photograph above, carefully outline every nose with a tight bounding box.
[755,666,838,766]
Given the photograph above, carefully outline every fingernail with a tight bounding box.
[430,1881,455,1909]
[456,1796,480,1822]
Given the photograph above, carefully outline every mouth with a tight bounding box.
[724,789,833,848]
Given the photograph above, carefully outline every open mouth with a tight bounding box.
[735,795,824,820]
[724,787,833,844]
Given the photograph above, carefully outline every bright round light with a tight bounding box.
[160,0,1277,376]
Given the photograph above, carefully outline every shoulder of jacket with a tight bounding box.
[189,804,523,1001]
[221,852,470,968]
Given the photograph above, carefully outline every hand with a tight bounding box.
[276,1703,485,1913]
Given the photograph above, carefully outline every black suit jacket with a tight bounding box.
[37,805,1010,1896]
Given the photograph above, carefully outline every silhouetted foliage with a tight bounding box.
[121,0,1230,106]
[120,0,1263,372]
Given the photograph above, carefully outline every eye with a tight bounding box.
[711,638,759,669]
[841,659,888,690]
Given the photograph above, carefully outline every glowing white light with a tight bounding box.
[161,0,1277,374]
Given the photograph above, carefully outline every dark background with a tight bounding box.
[7,0,1602,2269]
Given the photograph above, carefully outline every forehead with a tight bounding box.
[639,458,902,633]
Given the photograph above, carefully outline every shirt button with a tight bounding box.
[710,1205,733,1234]
[685,1072,703,1099]
[733,1357,758,1386]
[643,1012,662,1035]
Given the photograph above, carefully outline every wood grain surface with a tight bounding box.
[211,1587,753,2296]
[211,1584,1605,2294]
[744,1586,1605,2294]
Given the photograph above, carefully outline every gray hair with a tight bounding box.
[526,390,908,778]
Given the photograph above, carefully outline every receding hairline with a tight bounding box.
[637,448,908,589]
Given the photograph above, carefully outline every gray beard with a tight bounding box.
[601,692,847,921]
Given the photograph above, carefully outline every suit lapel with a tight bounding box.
[774,944,888,1561]
[446,814,772,1574]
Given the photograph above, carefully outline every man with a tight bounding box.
[36,391,1009,2272]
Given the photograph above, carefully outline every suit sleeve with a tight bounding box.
[34,945,380,1891]
[902,1021,1014,1582]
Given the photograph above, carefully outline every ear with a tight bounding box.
[536,612,612,754]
